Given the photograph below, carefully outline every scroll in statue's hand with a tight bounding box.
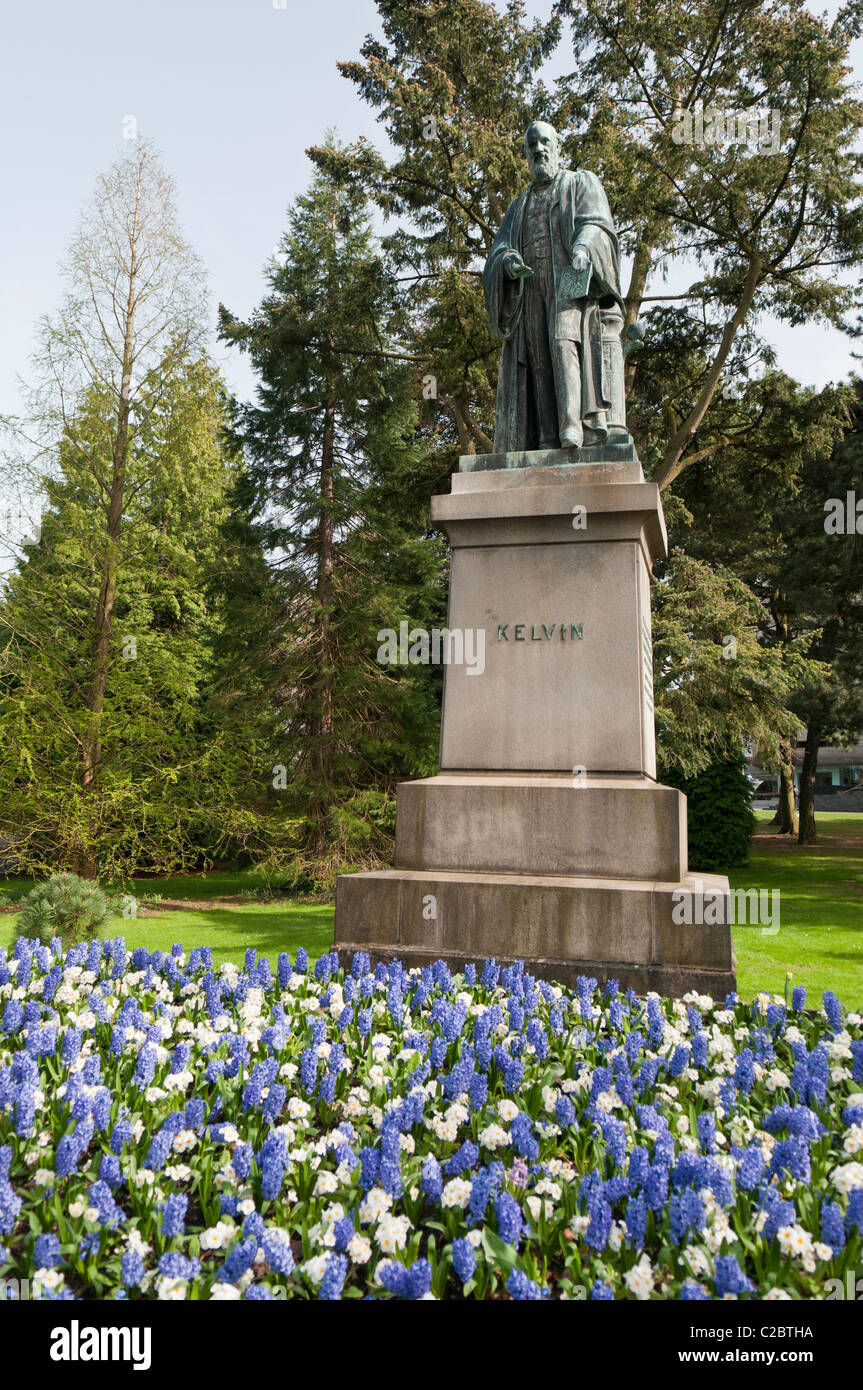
[557,257,591,306]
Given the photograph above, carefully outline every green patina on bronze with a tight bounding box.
[483,120,644,455]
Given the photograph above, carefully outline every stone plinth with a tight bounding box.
[457,439,639,474]
[333,449,736,999]
[430,460,661,777]
[394,775,686,881]
[335,868,735,999]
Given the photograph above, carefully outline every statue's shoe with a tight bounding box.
[560,430,584,448]
[582,426,608,446]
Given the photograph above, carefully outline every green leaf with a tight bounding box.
[481,1229,518,1271]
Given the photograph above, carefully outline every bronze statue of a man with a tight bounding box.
[483,121,629,453]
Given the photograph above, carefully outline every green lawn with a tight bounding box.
[1,814,861,1006]
[730,812,863,1008]
[0,871,336,969]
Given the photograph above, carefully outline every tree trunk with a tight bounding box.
[309,401,336,855]
[797,726,820,845]
[769,738,798,835]
[653,251,762,491]
[452,383,475,457]
[79,248,137,876]
[623,232,657,397]
[81,420,127,791]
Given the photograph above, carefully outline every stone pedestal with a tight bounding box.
[334,448,736,999]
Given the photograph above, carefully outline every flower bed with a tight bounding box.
[1,936,861,1300]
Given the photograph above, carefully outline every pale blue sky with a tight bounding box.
[0,0,393,415]
[0,0,860,423]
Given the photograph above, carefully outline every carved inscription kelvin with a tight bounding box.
[496,622,584,641]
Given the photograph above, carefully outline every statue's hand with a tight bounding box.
[622,319,647,361]
[571,246,590,271]
[504,251,533,280]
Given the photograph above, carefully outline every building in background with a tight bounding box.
[749,733,863,810]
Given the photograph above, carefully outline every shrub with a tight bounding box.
[16,873,109,945]
[662,754,756,871]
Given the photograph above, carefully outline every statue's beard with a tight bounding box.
[531,154,557,182]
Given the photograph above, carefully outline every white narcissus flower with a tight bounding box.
[301,1254,329,1285]
[478,1124,509,1151]
[832,1162,863,1195]
[526,1195,555,1222]
[375,1213,411,1253]
[157,1277,189,1300]
[434,1117,460,1143]
[684,1245,710,1276]
[441,1178,472,1210]
[704,1214,734,1254]
[607,1223,625,1252]
[623,1258,655,1300]
[764,1069,790,1092]
[164,1071,193,1092]
[843,1125,863,1155]
[200,1221,235,1251]
[777,1225,813,1259]
[346,1233,372,1264]
[358,1187,392,1224]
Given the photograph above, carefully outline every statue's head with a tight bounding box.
[524,121,561,183]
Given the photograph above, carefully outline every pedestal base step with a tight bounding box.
[334,867,736,1000]
[395,775,686,881]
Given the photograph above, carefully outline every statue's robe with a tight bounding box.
[483,167,625,453]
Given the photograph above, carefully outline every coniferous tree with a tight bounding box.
[216,149,444,886]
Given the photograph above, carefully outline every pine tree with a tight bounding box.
[216,147,444,886]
